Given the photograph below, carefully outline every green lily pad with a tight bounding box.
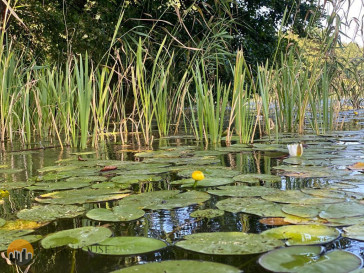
[283,215,328,225]
[0,218,5,227]
[319,202,364,219]
[216,197,287,217]
[262,190,344,204]
[216,144,253,152]
[35,188,130,205]
[262,224,340,245]
[177,167,240,179]
[190,209,224,219]
[300,188,347,199]
[38,165,78,173]
[343,224,364,241]
[0,181,34,190]
[208,185,281,197]
[41,226,112,249]
[110,260,241,273]
[0,229,42,251]
[233,174,281,183]
[170,177,233,187]
[33,173,70,181]
[83,236,166,255]
[118,190,210,210]
[143,157,221,166]
[17,205,85,222]
[110,175,162,188]
[65,176,108,183]
[86,206,145,222]
[325,217,364,227]
[273,165,331,178]
[27,180,92,191]
[282,204,329,218]
[176,232,284,255]
[259,246,362,273]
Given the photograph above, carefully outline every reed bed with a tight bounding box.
[0,2,362,149]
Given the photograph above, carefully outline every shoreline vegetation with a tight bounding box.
[0,1,363,149]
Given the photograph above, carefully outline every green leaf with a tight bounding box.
[83,236,166,255]
[259,246,362,273]
[176,232,284,255]
[41,226,112,249]
[262,224,340,245]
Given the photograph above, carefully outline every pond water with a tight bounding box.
[0,114,363,273]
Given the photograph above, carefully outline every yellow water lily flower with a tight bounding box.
[192,171,205,188]
[354,111,359,115]
[287,144,303,157]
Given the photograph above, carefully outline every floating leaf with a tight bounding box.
[86,206,145,222]
[171,177,233,187]
[17,205,85,222]
[83,236,166,255]
[300,188,347,199]
[282,204,329,218]
[343,224,364,241]
[147,191,210,210]
[319,202,364,219]
[262,224,340,245]
[118,190,179,209]
[0,219,5,227]
[273,165,331,178]
[262,190,344,204]
[176,232,284,255]
[216,198,287,217]
[208,185,281,197]
[177,167,240,179]
[233,174,281,183]
[190,209,224,219]
[27,180,92,191]
[35,188,130,204]
[41,226,112,249]
[259,246,362,273]
[110,260,241,273]
[0,230,42,251]
[0,220,48,230]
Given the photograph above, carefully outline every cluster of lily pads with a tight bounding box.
[0,131,363,272]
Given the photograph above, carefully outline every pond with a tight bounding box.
[0,120,363,272]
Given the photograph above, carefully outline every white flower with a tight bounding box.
[287,143,303,157]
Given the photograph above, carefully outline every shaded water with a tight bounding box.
[0,114,363,272]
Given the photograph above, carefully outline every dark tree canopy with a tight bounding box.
[5,0,324,65]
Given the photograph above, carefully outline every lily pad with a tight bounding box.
[233,173,281,183]
[343,224,364,241]
[83,236,166,255]
[86,206,145,222]
[65,176,108,183]
[110,260,241,273]
[208,185,281,198]
[0,219,5,227]
[170,177,233,187]
[273,165,331,178]
[262,190,344,204]
[259,246,362,273]
[282,204,329,218]
[300,188,347,199]
[177,167,240,179]
[319,202,364,219]
[41,226,112,249]
[27,180,92,191]
[35,188,130,205]
[190,209,224,219]
[262,224,340,245]
[176,232,284,255]
[110,175,162,188]
[0,230,42,251]
[0,220,48,230]
[216,197,287,217]
[17,205,85,222]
